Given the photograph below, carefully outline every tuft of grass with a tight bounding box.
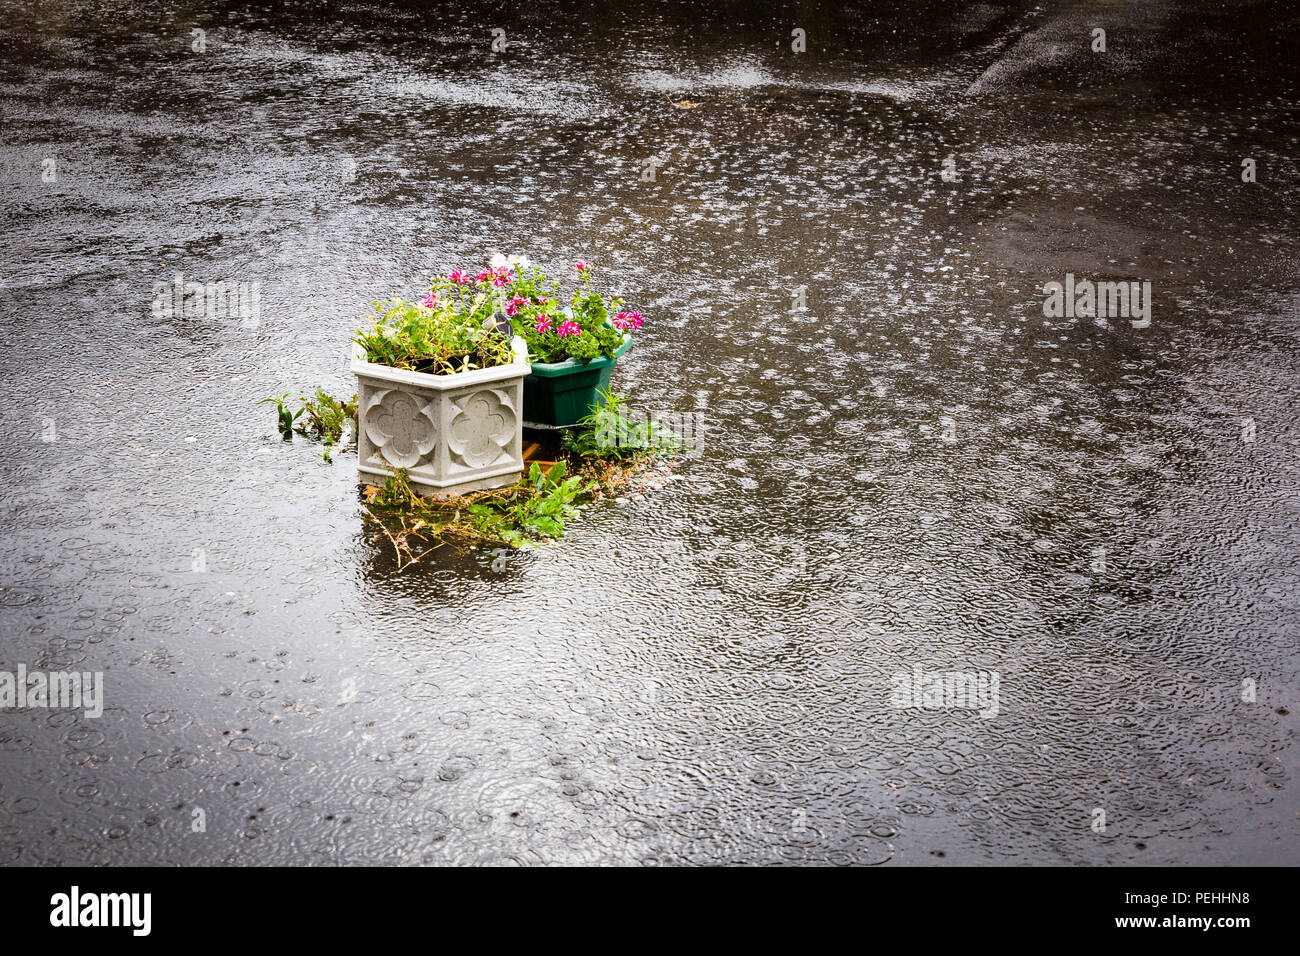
[300,388,356,444]
[299,389,357,461]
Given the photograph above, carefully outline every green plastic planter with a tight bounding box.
[522,333,633,427]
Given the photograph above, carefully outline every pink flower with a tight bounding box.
[506,295,528,317]
[535,315,554,335]
[612,312,632,331]
[474,270,492,284]
[557,320,580,337]
[573,260,589,272]
[491,267,512,287]
[420,291,438,308]
[447,269,469,284]
[626,310,643,329]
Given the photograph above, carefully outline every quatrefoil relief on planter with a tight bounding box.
[447,388,517,470]
[363,389,439,468]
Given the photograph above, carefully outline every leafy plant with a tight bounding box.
[365,461,590,565]
[353,296,515,373]
[300,388,357,454]
[562,390,682,461]
[258,392,303,440]
[469,461,586,544]
[260,389,357,459]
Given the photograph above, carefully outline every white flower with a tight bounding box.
[490,253,510,270]
[509,254,531,270]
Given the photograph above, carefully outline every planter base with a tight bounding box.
[352,340,530,496]
[358,459,523,497]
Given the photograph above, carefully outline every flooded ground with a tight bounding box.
[1,0,1297,865]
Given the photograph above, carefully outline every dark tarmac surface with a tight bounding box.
[0,0,1297,864]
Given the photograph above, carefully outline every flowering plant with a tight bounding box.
[361,256,641,372]
[514,259,639,363]
[422,256,640,365]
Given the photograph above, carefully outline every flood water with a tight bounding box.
[1,0,1298,865]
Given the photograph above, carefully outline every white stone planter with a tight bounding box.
[352,337,531,495]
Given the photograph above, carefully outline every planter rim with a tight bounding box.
[351,336,530,390]
[527,332,633,378]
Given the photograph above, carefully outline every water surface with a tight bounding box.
[1,0,1297,865]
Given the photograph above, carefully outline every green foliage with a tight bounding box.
[300,388,356,444]
[467,461,586,545]
[371,466,420,508]
[258,392,303,440]
[572,289,608,327]
[353,296,514,373]
[562,390,683,461]
[367,462,590,558]
[260,388,358,460]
